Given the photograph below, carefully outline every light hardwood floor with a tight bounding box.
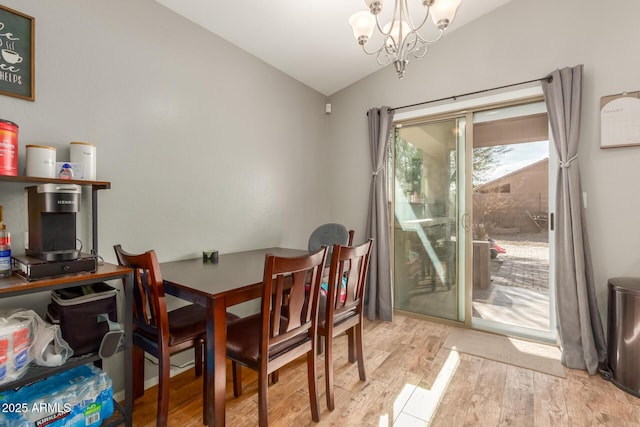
[128,314,640,426]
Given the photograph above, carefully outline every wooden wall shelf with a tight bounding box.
[0,175,111,190]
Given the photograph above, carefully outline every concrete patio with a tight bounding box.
[472,233,551,332]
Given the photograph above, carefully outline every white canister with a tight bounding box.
[70,141,96,180]
[25,145,57,178]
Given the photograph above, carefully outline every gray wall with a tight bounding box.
[0,0,330,260]
[327,0,640,325]
[0,0,329,392]
[0,0,332,281]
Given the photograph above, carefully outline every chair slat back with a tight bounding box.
[326,239,373,319]
[114,245,169,339]
[262,247,327,352]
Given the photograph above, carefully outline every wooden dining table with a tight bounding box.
[160,247,308,426]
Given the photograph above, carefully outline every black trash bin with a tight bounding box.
[607,277,640,397]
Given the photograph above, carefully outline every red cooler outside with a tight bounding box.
[0,119,18,176]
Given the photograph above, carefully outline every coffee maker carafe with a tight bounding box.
[26,184,82,261]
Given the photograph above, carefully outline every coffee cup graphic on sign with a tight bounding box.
[1,49,22,64]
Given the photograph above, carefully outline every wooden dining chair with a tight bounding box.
[114,245,236,426]
[226,247,328,427]
[306,223,354,360]
[318,238,373,411]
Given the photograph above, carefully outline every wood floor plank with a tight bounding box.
[399,326,451,377]
[562,371,600,426]
[429,353,482,427]
[562,369,640,426]
[532,371,568,426]
[462,359,507,427]
[343,371,424,426]
[127,315,640,426]
[499,365,534,426]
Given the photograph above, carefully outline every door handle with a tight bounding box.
[461,212,470,231]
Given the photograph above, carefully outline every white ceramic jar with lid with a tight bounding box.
[70,141,96,180]
[25,144,57,178]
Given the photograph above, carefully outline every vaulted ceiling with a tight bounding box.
[154,0,513,96]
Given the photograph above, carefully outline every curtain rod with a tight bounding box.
[391,75,552,112]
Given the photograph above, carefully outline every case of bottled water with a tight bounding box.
[0,364,114,427]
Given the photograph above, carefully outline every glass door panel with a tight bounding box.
[470,101,556,341]
[393,118,464,321]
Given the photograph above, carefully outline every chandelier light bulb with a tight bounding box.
[382,20,411,50]
[349,11,376,45]
[430,0,462,30]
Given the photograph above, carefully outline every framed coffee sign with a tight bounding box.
[0,5,34,101]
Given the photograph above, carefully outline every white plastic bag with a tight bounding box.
[0,309,73,385]
[32,317,73,367]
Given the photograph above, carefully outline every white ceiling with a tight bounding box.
[154,0,512,96]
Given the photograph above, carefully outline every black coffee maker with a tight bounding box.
[26,184,82,261]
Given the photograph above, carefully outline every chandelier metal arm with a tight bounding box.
[413,28,446,46]
[405,0,431,33]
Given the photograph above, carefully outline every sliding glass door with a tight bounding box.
[392,117,466,321]
[390,93,556,343]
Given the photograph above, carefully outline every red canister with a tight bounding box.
[0,119,18,176]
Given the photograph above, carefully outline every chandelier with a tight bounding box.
[349,0,462,78]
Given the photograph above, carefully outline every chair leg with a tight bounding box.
[202,346,208,426]
[270,370,279,385]
[317,335,325,355]
[132,346,145,399]
[257,369,269,427]
[307,347,320,421]
[355,321,366,381]
[157,348,171,427]
[324,332,335,411]
[195,342,203,377]
[232,361,243,398]
[346,327,357,363]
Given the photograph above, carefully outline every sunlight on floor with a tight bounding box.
[379,349,461,426]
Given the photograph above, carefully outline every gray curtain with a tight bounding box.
[542,65,607,374]
[365,106,394,321]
